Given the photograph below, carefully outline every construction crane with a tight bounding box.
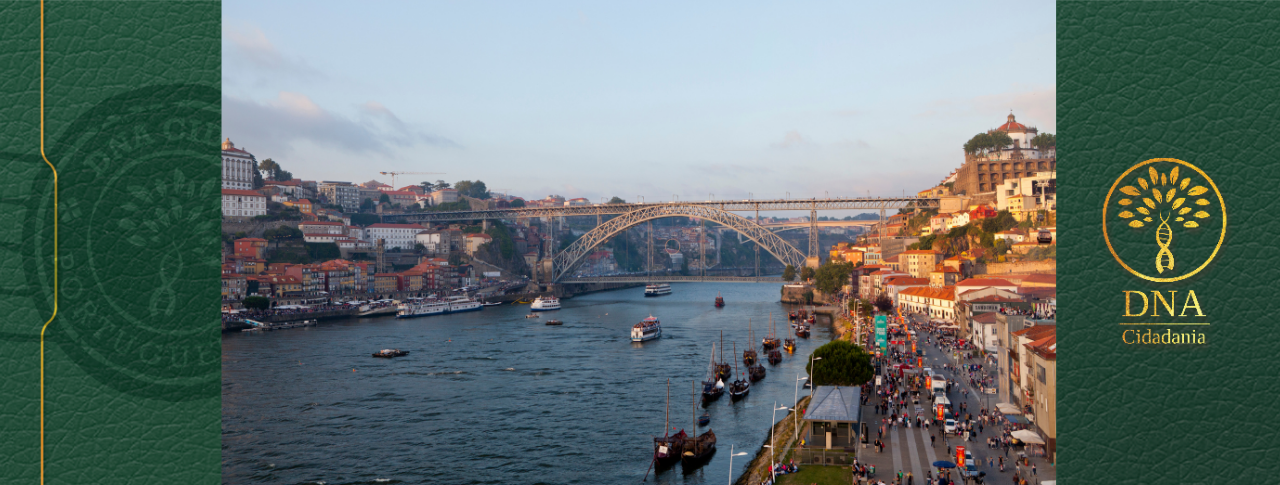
[379,171,445,191]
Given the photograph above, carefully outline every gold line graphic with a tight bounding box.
[1117,323,1210,326]
[40,0,60,483]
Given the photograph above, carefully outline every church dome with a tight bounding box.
[995,112,1036,134]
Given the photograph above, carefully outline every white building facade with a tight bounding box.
[221,138,256,190]
[222,189,267,218]
[365,223,427,250]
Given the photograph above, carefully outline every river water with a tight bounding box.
[222,283,834,485]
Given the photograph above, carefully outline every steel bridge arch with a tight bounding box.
[552,204,807,282]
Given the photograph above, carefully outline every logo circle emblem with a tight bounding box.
[1103,158,1226,282]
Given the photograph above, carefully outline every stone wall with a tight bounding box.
[980,260,1056,275]
[221,219,300,238]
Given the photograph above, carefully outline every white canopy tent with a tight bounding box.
[1011,429,1045,445]
[996,402,1023,415]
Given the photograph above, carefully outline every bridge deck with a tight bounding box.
[559,276,785,284]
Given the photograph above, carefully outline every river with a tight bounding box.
[222,282,834,485]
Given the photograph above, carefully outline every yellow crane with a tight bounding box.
[378,171,445,191]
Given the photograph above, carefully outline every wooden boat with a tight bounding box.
[714,330,732,381]
[796,325,811,338]
[767,348,782,365]
[714,292,725,308]
[728,342,750,400]
[702,344,725,402]
[698,412,711,426]
[652,379,687,467]
[742,319,758,367]
[788,311,797,321]
[682,380,717,468]
[372,349,408,358]
[783,337,796,353]
[546,319,563,325]
[762,313,781,351]
[748,362,766,382]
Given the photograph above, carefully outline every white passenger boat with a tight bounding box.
[644,283,672,297]
[631,315,662,342]
[530,296,561,311]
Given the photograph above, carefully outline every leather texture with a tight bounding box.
[1060,2,1280,482]
[0,2,220,483]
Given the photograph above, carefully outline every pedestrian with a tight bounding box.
[1032,464,1037,476]
[931,434,936,446]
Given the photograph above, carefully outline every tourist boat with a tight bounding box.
[644,283,672,297]
[702,344,725,402]
[742,319,758,367]
[396,299,449,319]
[530,295,561,311]
[631,315,662,342]
[513,299,532,304]
[714,292,724,308]
[546,319,563,326]
[681,380,717,468]
[796,324,811,338]
[481,301,502,307]
[728,342,750,400]
[762,313,781,351]
[714,330,732,381]
[652,379,687,468]
[783,337,796,353]
[767,348,782,365]
[371,349,409,358]
[525,313,540,319]
[446,295,483,313]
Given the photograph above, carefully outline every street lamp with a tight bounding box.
[794,375,807,434]
[768,402,790,482]
[809,356,823,401]
[727,446,748,485]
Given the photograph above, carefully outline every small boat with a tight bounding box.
[714,331,732,381]
[698,412,711,426]
[372,349,408,358]
[728,342,750,400]
[796,325,811,338]
[644,283,672,297]
[714,292,724,308]
[748,362,766,382]
[525,313,540,319]
[682,381,717,467]
[652,379,687,468]
[762,313,781,351]
[631,315,662,342]
[783,338,796,353]
[788,312,797,321]
[702,344,725,402]
[808,314,816,324]
[546,319,563,325]
[481,302,502,307]
[513,299,532,304]
[742,319,758,367]
[767,348,782,365]
[530,295,561,311]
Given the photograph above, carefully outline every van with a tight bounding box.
[931,378,947,395]
[934,395,950,408]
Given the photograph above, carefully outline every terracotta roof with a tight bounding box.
[1027,333,1057,359]
[1020,274,1056,285]
[871,270,905,276]
[884,255,900,263]
[901,250,941,255]
[1012,325,1056,340]
[884,277,929,286]
[222,189,264,197]
[956,278,1015,287]
[969,295,1023,303]
[971,312,998,324]
[898,286,956,301]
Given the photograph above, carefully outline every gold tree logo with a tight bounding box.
[1104,158,1227,282]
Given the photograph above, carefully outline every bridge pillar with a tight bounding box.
[809,208,818,263]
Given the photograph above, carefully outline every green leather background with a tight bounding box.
[1060,2,1280,482]
[0,2,221,483]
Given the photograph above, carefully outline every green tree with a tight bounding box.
[414,242,426,254]
[252,165,265,189]
[485,222,516,259]
[1030,132,1056,149]
[360,197,375,212]
[349,213,380,226]
[242,296,271,310]
[782,265,796,281]
[419,181,436,193]
[510,198,526,208]
[448,252,463,266]
[873,293,893,312]
[805,341,874,387]
[801,290,814,304]
[989,131,1013,150]
[608,196,626,204]
[434,180,450,189]
[379,193,391,205]
[814,261,855,295]
[800,266,815,281]
[454,180,491,199]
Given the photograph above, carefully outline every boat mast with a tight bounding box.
[720,330,724,366]
[733,342,738,380]
[665,378,670,439]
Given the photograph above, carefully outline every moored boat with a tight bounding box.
[728,343,750,400]
[796,325,811,338]
[546,319,563,325]
[682,381,716,467]
[767,348,782,365]
[396,299,448,319]
[714,292,724,308]
[714,330,732,381]
[702,344,725,402]
[743,319,758,367]
[652,379,686,468]
[784,337,796,353]
[748,362,766,381]
[762,313,781,351]
[631,315,662,342]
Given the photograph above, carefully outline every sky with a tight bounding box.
[222,1,1055,211]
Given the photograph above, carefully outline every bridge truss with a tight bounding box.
[385,197,937,223]
[551,204,808,282]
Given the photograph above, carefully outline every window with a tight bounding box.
[1037,364,1046,384]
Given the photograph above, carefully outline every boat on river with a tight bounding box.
[681,380,717,468]
[546,319,563,325]
[714,331,732,381]
[530,295,561,311]
[783,337,796,353]
[631,315,662,342]
[372,349,408,358]
[644,283,672,297]
[714,292,724,308]
[762,314,781,351]
[652,379,686,468]
[728,342,750,401]
[743,319,758,367]
[701,344,725,402]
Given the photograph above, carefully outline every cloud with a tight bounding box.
[222,92,457,158]
[771,130,813,149]
[223,23,325,82]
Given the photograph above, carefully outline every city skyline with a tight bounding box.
[222,1,1055,206]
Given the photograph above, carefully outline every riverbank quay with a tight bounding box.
[734,396,812,485]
